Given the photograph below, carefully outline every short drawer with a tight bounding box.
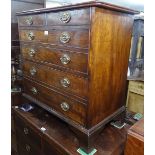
[23,78,86,126]
[47,8,90,25]
[19,30,47,43]
[23,61,88,99]
[18,14,45,26]
[14,115,41,149]
[21,45,88,74]
[19,29,89,48]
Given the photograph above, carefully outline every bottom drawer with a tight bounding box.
[23,78,86,126]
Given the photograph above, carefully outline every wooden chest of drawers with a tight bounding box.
[17,1,138,153]
[13,105,137,155]
[125,118,144,155]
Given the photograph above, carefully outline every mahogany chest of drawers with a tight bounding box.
[17,1,138,153]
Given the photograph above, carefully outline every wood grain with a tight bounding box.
[47,8,90,26]
[18,14,45,26]
[15,116,41,149]
[23,78,87,125]
[21,44,88,74]
[23,60,88,99]
[16,1,139,16]
[13,105,135,155]
[125,118,144,155]
[48,28,89,49]
[17,1,137,152]
[87,7,134,127]
[19,28,89,49]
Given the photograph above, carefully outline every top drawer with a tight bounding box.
[47,8,90,26]
[18,14,45,26]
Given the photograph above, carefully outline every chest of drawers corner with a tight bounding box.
[17,2,138,153]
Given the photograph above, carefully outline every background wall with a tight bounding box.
[11,0,44,23]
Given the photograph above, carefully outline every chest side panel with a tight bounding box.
[87,7,134,127]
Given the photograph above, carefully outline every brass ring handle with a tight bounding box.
[60,32,70,44]
[25,144,31,152]
[60,102,70,111]
[60,54,70,65]
[60,78,70,88]
[27,32,35,40]
[30,67,37,76]
[24,128,29,135]
[31,87,38,95]
[60,12,71,23]
[29,49,36,57]
[26,16,33,25]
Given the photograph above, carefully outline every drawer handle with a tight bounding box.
[24,128,29,135]
[60,102,70,111]
[60,12,71,23]
[31,87,38,95]
[25,144,31,152]
[30,67,37,76]
[26,16,33,25]
[27,32,35,40]
[60,78,70,88]
[60,54,70,65]
[60,32,70,44]
[29,49,36,57]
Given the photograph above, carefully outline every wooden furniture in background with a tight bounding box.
[126,15,144,117]
[125,118,144,155]
[16,1,138,153]
[128,15,144,80]
[13,104,136,155]
[126,80,144,115]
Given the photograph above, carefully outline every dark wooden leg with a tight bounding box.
[69,126,103,154]
[69,108,126,154]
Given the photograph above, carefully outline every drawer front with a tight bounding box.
[21,45,88,74]
[18,14,45,26]
[19,29,89,48]
[47,8,90,25]
[19,30,47,42]
[17,129,41,155]
[42,139,65,155]
[48,29,89,48]
[14,115,41,149]
[23,78,86,125]
[23,61,88,99]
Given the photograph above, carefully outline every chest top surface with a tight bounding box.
[16,1,139,16]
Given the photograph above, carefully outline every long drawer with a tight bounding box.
[23,60,88,99]
[19,29,89,49]
[21,44,88,74]
[18,8,90,27]
[23,78,87,125]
